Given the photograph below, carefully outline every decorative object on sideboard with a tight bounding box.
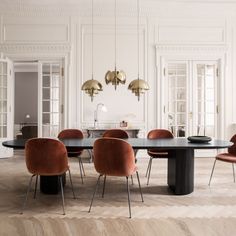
[105,0,126,90]
[81,0,103,101]
[128,0,149,101]
[94,103,107,128]
[120,120,128,128]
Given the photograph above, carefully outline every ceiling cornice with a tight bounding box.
[0,0,236,17]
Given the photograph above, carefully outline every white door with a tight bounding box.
[164,60,219,143]
[165,61,189,137]
[192,61,219,138]
[0,57,14,158]
[38,61,64,137]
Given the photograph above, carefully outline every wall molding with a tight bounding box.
[0,43,71,54]
[1,1,236,18]
[156,44,228,53]
[79,23,148,127]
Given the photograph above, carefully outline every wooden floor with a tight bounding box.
[1,152,236,236]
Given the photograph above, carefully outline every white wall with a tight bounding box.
[0,0,235,138]
[14,72,38,124]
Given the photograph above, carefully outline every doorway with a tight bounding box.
[14,62,38,139]
[13,60,65,139]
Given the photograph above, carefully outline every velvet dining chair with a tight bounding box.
[58,129,85,184]
[88,137,144,218]
[102,129,132,194]
[22,138,75,215]
[208,134,236,185]
[146,129,174,185]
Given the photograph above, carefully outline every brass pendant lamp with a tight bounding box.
[128,0,149,101]
[105,0,126,90]
[81,0,102,102]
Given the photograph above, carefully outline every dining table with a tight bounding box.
[2,137,232,195]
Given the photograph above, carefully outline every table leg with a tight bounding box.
[40,174,66,194]
[168,149,194,195]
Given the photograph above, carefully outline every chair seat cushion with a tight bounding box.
[147,150,169,158]
[216,153,236,163]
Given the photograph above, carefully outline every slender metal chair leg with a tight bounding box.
[79,156,86,176]
[131,175,134,185]
[21,174,35,214]
[102,175,106,198]
[145,158,151,177]
[208,159,217,186]
[33,175,38,199]
[147,157,153,185]
[59,175,66,215]
[136,171,144,202]
[88,174,102,213]
[68,169,76,199]
[232,163,235,183]
[78,157,84,184]
[126,176,131,218]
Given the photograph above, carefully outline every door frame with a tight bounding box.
[155,44,227,140]
[0,54,14,157]
[2,51,70,139]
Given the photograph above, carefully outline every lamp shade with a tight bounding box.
[128,79,149,100]
[105,70,126,90]
[81,79,103,101]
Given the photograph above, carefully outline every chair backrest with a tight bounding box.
[58,129,83,139]
[147,129,174,153]
[93,138,135,176]
[102,129,129,139]
[228,134,236,155]
[58,129,84,156]
[25,138,68,176]
[21,126,38,139]
[147,129,174,139]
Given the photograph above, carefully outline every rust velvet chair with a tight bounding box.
[88,137,144,218]
[209,134,236,185]
[102,129,131,193]
[58,129,85,184]
[146,129,174,185]
[22,138,75,215]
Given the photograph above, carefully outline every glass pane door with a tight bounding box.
[40,62,62,137]
[167,62,188,137]
[195,62,217,138]
[0,62,7,138]
[0,57,13,158]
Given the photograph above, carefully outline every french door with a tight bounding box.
[163,60,219,140]
[38,61,64,137]
[0,57,13,158]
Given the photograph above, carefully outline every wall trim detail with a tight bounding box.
[156,44,228,53]
[0,43,71,54]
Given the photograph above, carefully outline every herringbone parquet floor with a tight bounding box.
[1,151,236,236]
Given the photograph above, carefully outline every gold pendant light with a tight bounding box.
[105,0,126,90]
[128,0,149,101]
[81,0,103,101]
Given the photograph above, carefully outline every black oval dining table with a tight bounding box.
[2,137,232,195]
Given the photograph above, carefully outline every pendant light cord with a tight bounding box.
[92,0,94,79]
[115,0,117,70]
[137,0,140,80]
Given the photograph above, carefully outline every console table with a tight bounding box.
[85,128,140,138]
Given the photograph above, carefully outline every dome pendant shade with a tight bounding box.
[128,78,149,101]
[105,69,126,90]
[81,79,103,102]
